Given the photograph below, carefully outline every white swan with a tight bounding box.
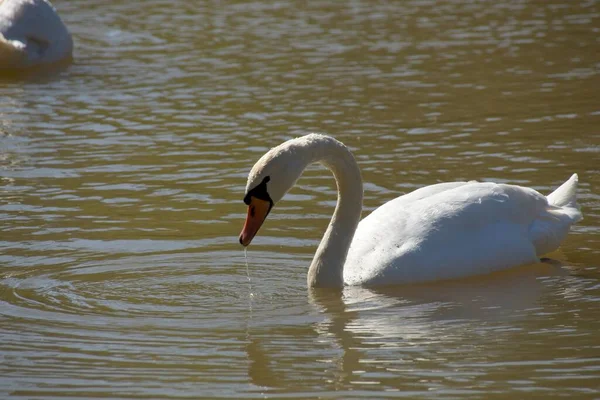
[239,134,583,288]
[0,0,72,69]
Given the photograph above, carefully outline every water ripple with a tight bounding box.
[0,0,598,398]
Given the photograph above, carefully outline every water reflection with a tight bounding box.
[240,260,576,392]
[299,261,594,394]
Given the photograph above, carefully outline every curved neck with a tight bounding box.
[303,137,363,288]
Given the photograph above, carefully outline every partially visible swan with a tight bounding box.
[239,134,583,288]
[0,0,72,69]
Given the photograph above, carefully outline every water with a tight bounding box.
[1,0,599,398]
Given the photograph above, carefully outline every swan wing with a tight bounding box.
[344,180,578,286]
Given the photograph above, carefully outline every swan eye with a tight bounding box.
[243,175,273,205]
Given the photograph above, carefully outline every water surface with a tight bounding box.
[1,0,599,398]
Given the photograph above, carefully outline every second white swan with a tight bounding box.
[0,0,72,69]
[239,134,582,288]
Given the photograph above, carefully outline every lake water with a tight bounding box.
[1,0,599,398]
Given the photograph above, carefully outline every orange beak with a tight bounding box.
[239,197,272,247]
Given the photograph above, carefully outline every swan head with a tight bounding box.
[239,138,309,246]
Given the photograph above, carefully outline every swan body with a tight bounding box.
[239,134,582,288]
[0,0,72,69]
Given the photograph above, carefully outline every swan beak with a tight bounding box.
[239,197,272,247]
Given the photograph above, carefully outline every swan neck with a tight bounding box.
[306,138,363,288]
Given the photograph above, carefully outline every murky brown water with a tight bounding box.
[1,0,599,398]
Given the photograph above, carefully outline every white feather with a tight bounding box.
[0,0,72,69]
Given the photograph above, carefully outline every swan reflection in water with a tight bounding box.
[243,260,573,390]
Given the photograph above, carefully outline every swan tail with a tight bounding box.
[547,173,580,209]
[548,173,583,225]
[530,174,583,256]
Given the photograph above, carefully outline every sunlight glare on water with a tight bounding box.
[0,0,599,399]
